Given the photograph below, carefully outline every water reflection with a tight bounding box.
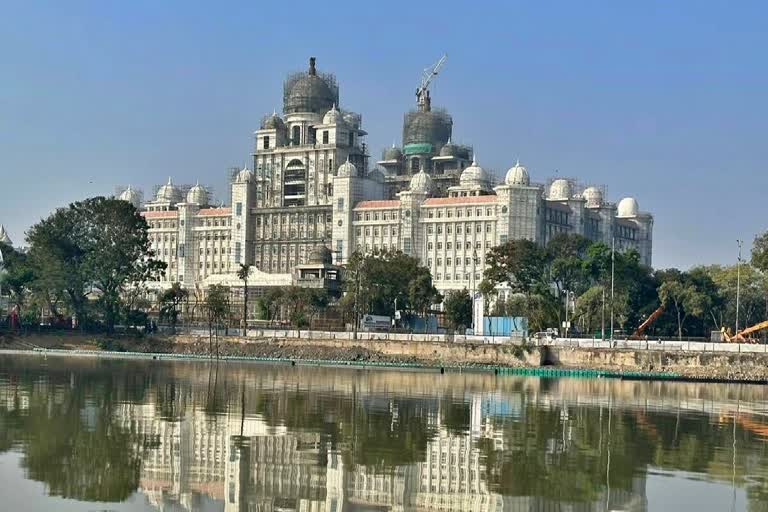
[0,354,767,511]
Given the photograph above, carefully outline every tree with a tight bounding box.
[0,242,35,317]
[237,264,251,332]
[205,285,230,356]
[408,269,441,326]
[483,239,548,295]
[751,232,768,273]
[658,276,709,340]
[444,289,473,331]
[159,283,188,334]
[26,197,165,331]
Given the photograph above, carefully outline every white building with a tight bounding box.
[119,57,653,297]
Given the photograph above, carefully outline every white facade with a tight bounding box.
[118,57,654,295]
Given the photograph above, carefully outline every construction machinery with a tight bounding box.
[415,54,447,112]
[721,319,768,343]
[629,304,665,339]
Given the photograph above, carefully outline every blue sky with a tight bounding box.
[1,0,766,269]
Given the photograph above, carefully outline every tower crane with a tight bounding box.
[416,54,447,111]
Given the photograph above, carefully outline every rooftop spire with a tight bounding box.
[309,57,317,76]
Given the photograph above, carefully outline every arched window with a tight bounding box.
[291,125,301,145]
[411,157,420,173]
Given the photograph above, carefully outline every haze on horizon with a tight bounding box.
[1,0,766,270]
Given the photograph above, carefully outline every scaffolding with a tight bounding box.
[282,59,339,115]
[402,108,453,150]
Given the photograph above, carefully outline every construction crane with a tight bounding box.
[416,54,447,111]
[629,304,665,340]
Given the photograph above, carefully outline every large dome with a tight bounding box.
[583,186,603,208]
[322,104,345,125]
[337,158,357,178]
[118,185,141,208]
[402,109,452,148]
[617,197,639,217]
[505,160,530,186]
[459,156,488,187]
[548,179,572,201]
[439,140,460,157]
[307,242,333,265]
[236,166,254,183]
[155,177,182,203]
[186,183,208,205]
[409,169,433,193]
[283,58,339,115]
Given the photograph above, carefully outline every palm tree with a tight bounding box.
[236,264,251,334]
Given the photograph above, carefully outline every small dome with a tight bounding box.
[617,197,639,217]
[548,179,572,201]
[368,168,385,183]
[382,145,403,161]
[155,177,181,203]
[439,140,459,157]
[118,185,141,208]
[0,225,12,246]
[342,111,360,128]
[236,166,254,183]
[337,158,357,177]
[186,182,208,205]
[322,104,345,125]
[583,186,603,208]
[307,242,333,265]
[261,111,286,130]
[409,169,433,193]
[459,156,488,187]
[505,160,530,186]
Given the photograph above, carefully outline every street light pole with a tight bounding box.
[610,237,615,342]
[736,240,743,334]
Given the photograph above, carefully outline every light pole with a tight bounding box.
[736,240,743,334]
[610,237,615,342]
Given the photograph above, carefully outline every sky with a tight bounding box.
[1,0,766,269]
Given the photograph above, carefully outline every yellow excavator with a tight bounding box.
[721,320,768,343]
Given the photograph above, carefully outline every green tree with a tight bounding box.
[751,231,768,273]
[26,197,165,331]
[0,242,35,316]
[159,283,188,334]
[444,289,473,331]
[408,269,441,321]
[658,277,709,340]
[205,285,230,356]
[483,239,548,295]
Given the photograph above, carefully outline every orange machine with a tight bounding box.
[629,305,665,340]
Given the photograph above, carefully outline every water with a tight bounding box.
[0,354,767,511]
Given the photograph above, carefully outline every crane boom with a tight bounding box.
[416,54,447,109]
[629,304,665,339]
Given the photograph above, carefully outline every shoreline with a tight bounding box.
[2,341,766,385]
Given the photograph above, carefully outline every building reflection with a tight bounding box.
[112,391,648,512]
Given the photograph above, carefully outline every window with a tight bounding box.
[355,213,361,221]
[365,213,370,221]
[466,242,472,249]
[403,238,411,252]
[392,227,398,236]
[428,258,433,266]
[467,209,472,217]
[383,226,389,235]
[428,211,434,218]
[428,226,434,234]
[486,224,492,233]
[337,197,344,211]
[322,131,329,144]
[291,125,301,145]
[235,242,241,263]
[236,202,242,216]
[356,228,361,236]
[447,225,452,234]
[428,242,433,250]
[447,210,453,218]
[411,157,420,173]
[263,136,270,150]
[447,242,452,250]
[373,213,379,221]
[437,225,443,234]
[466,258,471,265]
[348,132,354,146]
[437,210,443,218]
[374,227,379,236]
[437,273,442,280]
[365,227,370,236]
[476,242,482,249]
[447,258,452,266]
[476,224,482,233]
[437,242,443,249]
[477,209,482,216]
[502,206,508,214]
[437,258,442,266]
[466,225,472,234]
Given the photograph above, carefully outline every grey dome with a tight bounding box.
[155,177,182,203]
[617,197,639,217]
[583,187,603,207]
[549,179,572,201]
[322,104,345,125]
[307,242,332,265]
[261,112,286,131]
[283,59,339,115]
[439,141,460,157]
[382,145,403,161]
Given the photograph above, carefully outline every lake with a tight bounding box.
[0,353,766,511]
